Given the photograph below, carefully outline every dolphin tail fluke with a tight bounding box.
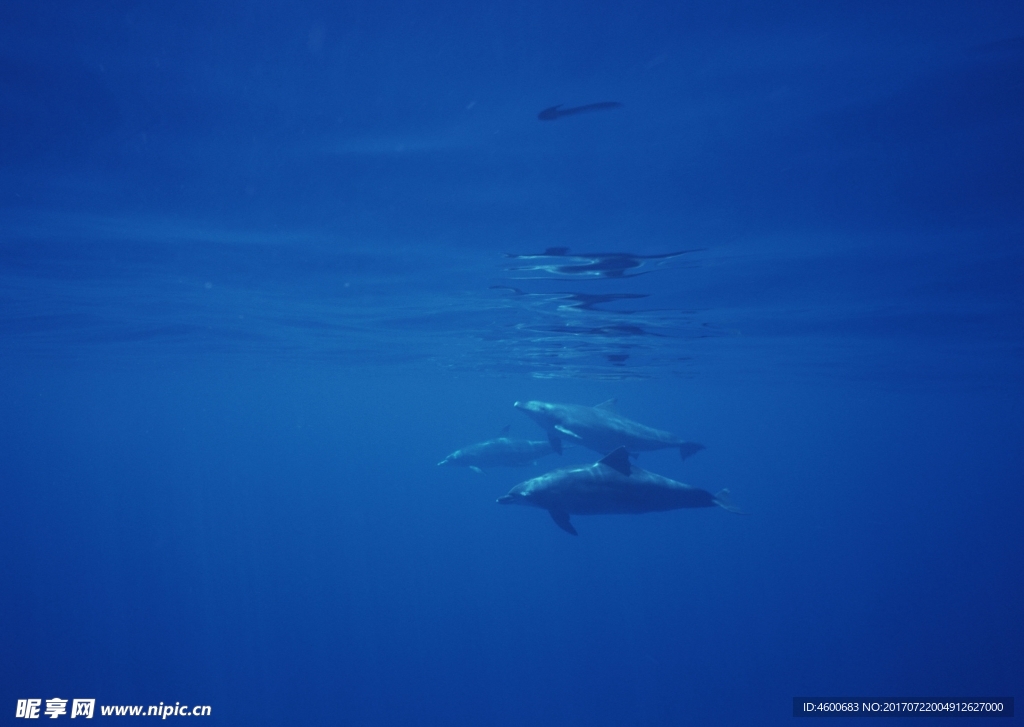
[549,510,578,535]
[548,432,563,455]
[713,489,747,515]
[679,442,705,461]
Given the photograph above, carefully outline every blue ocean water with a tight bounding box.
[1,2,1022,725]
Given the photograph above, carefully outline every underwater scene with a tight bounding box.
[2,1,1022,725]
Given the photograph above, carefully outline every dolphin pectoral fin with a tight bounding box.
[547,432,563,454]
[679,442,705,461]
[470,466,484,474]
[713,489,748,515]
[499,424,510,436]
[594,398,618,412]
[549,510,578,536]
[554,425,582,440]
[598,446,632,476]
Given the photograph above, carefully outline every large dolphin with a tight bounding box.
[514,399,704,460]
[438,428,560,473]
[497,447,742,535]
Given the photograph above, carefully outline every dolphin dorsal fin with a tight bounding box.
[594,398,618,412]
[499,424,510,436]
[598,446,631,476]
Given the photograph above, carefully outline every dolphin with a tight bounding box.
[497,447,742,535]
[513,399,704,460]
[438,428,560,473]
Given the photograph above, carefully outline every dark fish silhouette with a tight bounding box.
[537,102,623,121]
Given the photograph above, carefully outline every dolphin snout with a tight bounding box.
[497,494,515,504]
[513,401,524,409]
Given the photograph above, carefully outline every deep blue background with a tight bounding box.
[2,1,1023,725]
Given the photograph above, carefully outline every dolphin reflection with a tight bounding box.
[505,247,701,279]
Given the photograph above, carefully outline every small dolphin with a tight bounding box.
[438,428,560,473]
[538,102,623,121]
[498,447,742,535]
[514,399,704,460]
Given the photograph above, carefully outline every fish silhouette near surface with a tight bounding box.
[537,102,623,121]
[514,398,704,459]
[497,447,743,535]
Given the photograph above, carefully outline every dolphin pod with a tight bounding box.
[498,447,743,535]
[513,398,704,460]
[438,399,740,535]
